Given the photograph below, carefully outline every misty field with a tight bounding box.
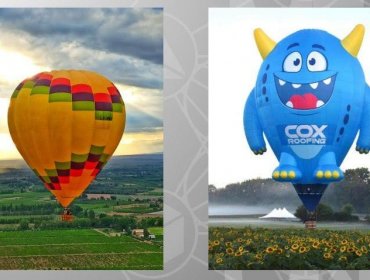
[0,229,163,269]
[209,227,370,270]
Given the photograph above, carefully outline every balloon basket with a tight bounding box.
[61,214,73,222]
[61,208,73,222]
[305,220,316,230]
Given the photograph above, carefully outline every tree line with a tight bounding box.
[209,168,370,213]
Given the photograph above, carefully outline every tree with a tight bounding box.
[88,210,96,219]
[294,205,307,221]
[18,219,29,230]
[316,203,334,221]
[342,203,354,216]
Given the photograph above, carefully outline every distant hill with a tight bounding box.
[0,153,163,195]
[0,153,163,170]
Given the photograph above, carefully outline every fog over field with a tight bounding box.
[208,204,299,216]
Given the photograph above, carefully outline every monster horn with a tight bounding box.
[254,28,276,59]
[341,24,365,57]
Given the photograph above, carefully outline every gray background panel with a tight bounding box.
[0,0,369,279]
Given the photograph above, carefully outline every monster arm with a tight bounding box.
[243,89,266,155]
[356,85,370,154]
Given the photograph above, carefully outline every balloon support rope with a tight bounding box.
[61,208,73,222]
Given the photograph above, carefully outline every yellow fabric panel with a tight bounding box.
[29,94,55,171]
[91,120,112,147]
[12,88,47,176]
[8,99,30,166]
[71,111,95,154]
[103,110,126,155]
[48,102,73,163]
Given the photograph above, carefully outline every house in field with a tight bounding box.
[132,229,144,238]
[86,194,112,200]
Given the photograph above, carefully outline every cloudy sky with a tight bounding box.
[209,8,370,188]
[0,8,163,159]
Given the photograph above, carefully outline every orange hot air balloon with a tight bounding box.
[8,70,125,220]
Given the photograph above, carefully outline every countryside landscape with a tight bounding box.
[209,168,370,269]
[0,153,163,269]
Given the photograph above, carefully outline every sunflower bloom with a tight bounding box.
[265,247,274,254]
[216,257,223,264]
[323,252,332,259]
[226,248,234,255]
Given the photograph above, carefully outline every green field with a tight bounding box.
[0,229,163,269]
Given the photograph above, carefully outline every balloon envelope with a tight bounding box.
[8,70,125,207]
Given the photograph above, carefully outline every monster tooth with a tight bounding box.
[278,79,286,86]
[310,82,318,89]
[323,77,331,85]
[286,101,293,108]
[292,83,301,89]
[316,100,324,108]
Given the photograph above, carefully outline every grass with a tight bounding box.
[0,229,163,269]
[148,227,163,236]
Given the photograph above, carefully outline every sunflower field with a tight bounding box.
[209,227,370,269]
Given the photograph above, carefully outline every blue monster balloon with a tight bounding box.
[244,25,370,212]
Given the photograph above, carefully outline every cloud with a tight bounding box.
[0,8,163,90]
[0,9,163,64]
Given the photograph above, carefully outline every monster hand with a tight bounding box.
[355,145,370,154]
[252,146,267,155]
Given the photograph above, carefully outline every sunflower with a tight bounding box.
[347,247,355,253]
[237,238,243,243]
[213,240,220,246]
[235,251,242,257]
[226,248,234,255]
[341,239,348,245]
[323,252,332,260]
[276,248,283,254]
[312,241,320,249]
[291,244,299,250]
[299,246,307,254]
[265,247,274,254]
[255,253,262,260]
[355,250,362,257]
[340,246,346,253]
[238,246,244,252]
[339,256,347,262]
[225,241,232,247]
[208,245,213,251]
[216,257,223,264]
[361,246,368,253]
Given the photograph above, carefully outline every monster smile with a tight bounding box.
[274,74,337,110]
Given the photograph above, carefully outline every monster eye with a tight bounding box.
[283,52,302,73]
[307,51,327,72]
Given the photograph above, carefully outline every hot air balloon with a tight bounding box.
[8,70,125,221]
[244,25,370,228]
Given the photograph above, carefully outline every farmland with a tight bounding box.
[209,227,370,270]
[0,229,162,269]
[0,154,163,269]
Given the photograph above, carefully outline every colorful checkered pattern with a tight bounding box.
[8,70,126,208]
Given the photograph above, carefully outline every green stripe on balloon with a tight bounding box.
[95,111,112,120]
[55,161,71,170]
[90,145,105,155]
[49,93,72,102]
[71,153,89,163]
[30,86,50,95]
[73,101,95,111]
